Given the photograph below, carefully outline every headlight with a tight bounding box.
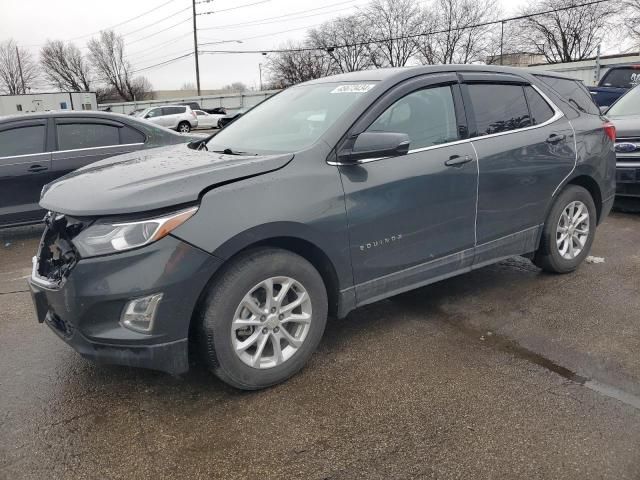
[73,206,198,257]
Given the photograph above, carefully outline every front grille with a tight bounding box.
[616,136,640,143]
[35,212,87,286]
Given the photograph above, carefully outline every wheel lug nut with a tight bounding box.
[279,314,284,320]
[262,327,268,334]
[274,327,279,333]
[260,315,266,321]
[271,307,276,313]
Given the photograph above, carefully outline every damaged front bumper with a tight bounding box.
[29,221,222,375]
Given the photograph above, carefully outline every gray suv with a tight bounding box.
[29,66,616,390]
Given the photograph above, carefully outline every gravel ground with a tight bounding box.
[1,212,639,479]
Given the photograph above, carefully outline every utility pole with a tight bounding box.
[16,46,25,94]
[499,21,505,65]
[258,63,263,91]
[192,0,201,96]
[594,43,601,86]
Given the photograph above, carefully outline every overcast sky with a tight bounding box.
[3,0,530,92]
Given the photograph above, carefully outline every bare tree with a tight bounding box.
[180,82,196,90]
[623,0,640,47]
[40,40,92,91]
[308,15,374,72]
[362,0,423,67]
[416,0,501,65]
[0,39,39,94]
[516,0,621,63]
[266,42,334,87]
[88,30,152,101]
[221,81,248,92]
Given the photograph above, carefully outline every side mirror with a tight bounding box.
[338,131,410,164]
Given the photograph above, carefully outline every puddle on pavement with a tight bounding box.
[442,317,640,411]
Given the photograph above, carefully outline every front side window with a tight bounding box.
[207,82,378,154]
[366,85,459,150]
[467,84,531,136]
[146,108,162,118]
[57,123,120,150]
[0,125,46,157]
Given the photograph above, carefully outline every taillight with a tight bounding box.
[603,121,616,142]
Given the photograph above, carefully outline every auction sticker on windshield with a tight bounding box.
[330,84,376,94]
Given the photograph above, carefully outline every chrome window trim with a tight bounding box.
[328,84,565,166]
[0,142,144,162]
[617,162,640,167]
[53,142,144,155]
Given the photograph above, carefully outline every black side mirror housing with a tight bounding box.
[338,132,410,164]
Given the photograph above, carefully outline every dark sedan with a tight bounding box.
[0,111,202,228]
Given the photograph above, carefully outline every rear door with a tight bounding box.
[52,117,146,176]
[162,106,185,129]
[460,73,576,264]
[0,118,54,226]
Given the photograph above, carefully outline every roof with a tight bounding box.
[0,110,136,124]
[301,64,577,88]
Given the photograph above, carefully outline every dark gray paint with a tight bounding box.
[0,111,198,228]
[32,65,616,374]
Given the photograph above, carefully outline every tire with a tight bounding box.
[198,247,328,390]
[177,121,191,133]
[534,185,597,273]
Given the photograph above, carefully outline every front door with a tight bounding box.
[337,75,478,305]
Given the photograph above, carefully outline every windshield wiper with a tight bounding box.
[212,148,256,156]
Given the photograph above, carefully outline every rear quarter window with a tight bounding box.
[534,75,599,115]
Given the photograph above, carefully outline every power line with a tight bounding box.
[197,0,361,30]
[126,17,193,45]
[197,0,271,16]
[120,6,192,37]
[200,0,613,55]
[126,32,193,59]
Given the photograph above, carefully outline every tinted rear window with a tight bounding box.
[120,125,145,144]
[57,123,120,150]
[467,84,531,136]
[524,86,555,125]
[163,106,186,115]
[535,75,599,115]
[0,124,46,157]
[601,67,640,89]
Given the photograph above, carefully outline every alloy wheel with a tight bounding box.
[556,200,590,260]
[231,276,312,369]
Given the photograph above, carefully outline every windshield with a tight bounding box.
[607,85,640,116]
[601,67,640,89]
[207,82,377,154]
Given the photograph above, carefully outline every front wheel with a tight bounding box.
[534,185,596,273]
[198,248,328,390]
[177,121,191,133]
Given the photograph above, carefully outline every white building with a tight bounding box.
[0,91,97,116]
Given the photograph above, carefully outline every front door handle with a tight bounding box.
[445,155,473,167]
[546,133,566,144]
[28,164,48,173]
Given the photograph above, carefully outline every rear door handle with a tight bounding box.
[546,133,566,144]
[445,155,473,167]
[28,164,48,173]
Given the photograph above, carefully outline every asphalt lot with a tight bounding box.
[1,212,639,479]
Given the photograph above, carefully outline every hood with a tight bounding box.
[40,144,293,217]
[607,115,640,138]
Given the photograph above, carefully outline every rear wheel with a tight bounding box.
[198,248,328,390]
[177,121,191,133]
[534,185,596,273]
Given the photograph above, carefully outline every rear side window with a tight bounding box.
[524,86,555,125]
[57,123,120,150]
[467,84,531,136]
[366,85,459,150]
[0,125,46,157]
[163,106,186,115]
[120,125,145,144]
[534,75,599,115]
[600,67,640,89]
